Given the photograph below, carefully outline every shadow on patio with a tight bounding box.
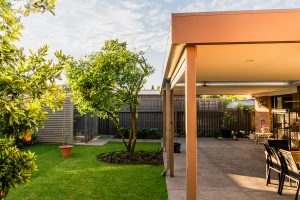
[166,138,295,200]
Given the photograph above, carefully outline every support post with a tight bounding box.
[185,46,197,200]
[69,100,74,144]
[170,89,175,177]
[165,82,171,174]
[163,90,167,150]
[298,86,300,111]
[84,114,88,143]
[268,97,273,132]
[298,86,300,101]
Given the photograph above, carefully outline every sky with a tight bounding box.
[16,0,300,89]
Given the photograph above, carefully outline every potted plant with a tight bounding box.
[249,131,256,140]
[174,132,182,153]
[59,131,73,158]
[220,111,237,138]
[232,131,237,140]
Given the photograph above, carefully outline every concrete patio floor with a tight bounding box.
[166,138,295,200]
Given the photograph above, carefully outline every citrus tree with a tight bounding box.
[0,138,36,199]
[0,0,69,198]
[66,39,154,154]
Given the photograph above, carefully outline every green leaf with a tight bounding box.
[23,10,30,17]
[49,10,55,16]
[9,115,14,125]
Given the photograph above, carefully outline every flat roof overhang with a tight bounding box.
[162,8,300,95]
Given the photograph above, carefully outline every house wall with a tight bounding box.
[255,92,300,132]
[255,96,272,131]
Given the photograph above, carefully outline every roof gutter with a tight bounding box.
[175,81,290,87]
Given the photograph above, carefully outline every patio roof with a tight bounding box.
[162,8,300,95]
[161,8,300,200]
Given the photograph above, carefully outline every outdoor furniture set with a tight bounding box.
[265,140,300,200]
[255,132,273,148]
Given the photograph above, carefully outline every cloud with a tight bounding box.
[15,0,173,88]
[17,0,170,58]
[14,0,300,88]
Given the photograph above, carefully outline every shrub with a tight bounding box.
[0,138,37,199]
[147,129,160,139]
[221,111,237,129]
[114,128,130,138]
[236,103,255,111]
[137,128,149,138]
[115,128,160,139]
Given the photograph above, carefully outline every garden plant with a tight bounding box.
[66,39,154,154]
[0,0,69,198]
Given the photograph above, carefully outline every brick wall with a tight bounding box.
[255,96,272,132]
[255,112,270,131]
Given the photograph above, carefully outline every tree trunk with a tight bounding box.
[0,183,9,200]
[109,113,129,152]
[129,106,137,154]
[108,109,137,154]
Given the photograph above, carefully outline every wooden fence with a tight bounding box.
[37,97,73,143]
[71,96,255,142]
[93,111,163,135]
[76,109,255,137]
[175,110,255,137]
[37,94,254,143]
[73,111,99,142]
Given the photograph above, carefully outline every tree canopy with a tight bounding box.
[66,39,154,153]
[0,0,69,138]
[0,0,69,198]
[201,95,248,104]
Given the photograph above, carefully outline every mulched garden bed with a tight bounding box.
[97,151,163,165]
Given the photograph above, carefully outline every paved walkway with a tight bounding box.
[74,137,162,146]
[166,138,295,200]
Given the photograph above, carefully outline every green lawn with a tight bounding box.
[6,142,167,200]
[97,134,112,139]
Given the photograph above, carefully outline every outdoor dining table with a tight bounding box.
[255,132,273,148]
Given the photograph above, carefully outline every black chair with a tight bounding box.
[264,144,283,193]
[278,149,300,200]
[268,140,289,151]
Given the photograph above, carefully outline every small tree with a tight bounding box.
[66,39,154,154]
[0,0,69,198]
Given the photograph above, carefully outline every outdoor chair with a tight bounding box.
[278,149,300,199]
[264,144,283,193]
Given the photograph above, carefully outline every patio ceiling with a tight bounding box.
[169,43,300,95]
